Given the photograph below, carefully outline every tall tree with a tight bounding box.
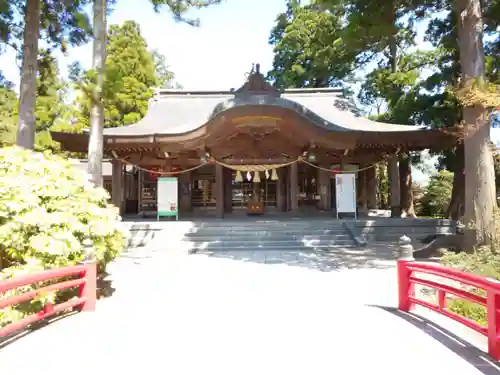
[86,0,224,186]
[10,0,92,149]
[315,0,428,217]
[151,49,179,88]
[267,1,357,88]
[416,9,465,219]
[359,50,439,217]
[71,20,167,129]
[454,0,497,244]
[16,0,41,149]
[34,49,69,152]
[87,0,107,186]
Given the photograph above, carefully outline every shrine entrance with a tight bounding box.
[230,170,278,211]
[298,163,318,209]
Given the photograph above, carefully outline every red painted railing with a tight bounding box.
[0,263,97,338]
[398,259,500,360]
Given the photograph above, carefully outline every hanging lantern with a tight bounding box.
[246,171,252,181]
[235,170,243,182]
[253,171,261,182]
[265,170,270,179]
[271,168,278,180]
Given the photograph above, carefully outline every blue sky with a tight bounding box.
[0,0,287,90]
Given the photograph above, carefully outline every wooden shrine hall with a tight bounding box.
[52,64,455,218]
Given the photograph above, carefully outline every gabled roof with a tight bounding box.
[101,66,425,138]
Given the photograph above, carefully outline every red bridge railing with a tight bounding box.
[0,263,97,338]
[397,259,500,360]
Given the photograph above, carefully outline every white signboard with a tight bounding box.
[157,177,178,220]
[335,173,357,219]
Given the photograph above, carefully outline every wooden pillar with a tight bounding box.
[290,163,299,212]
[388,155,401,217]
[111,159,123,214]
[366,165,377,209]
[277,168,286,212]
[358,165,368,214]
[339,158,346,171]
[317,168,331,210]
[224,168,233,213]
[179,171,192,214]
[215,163,225,218]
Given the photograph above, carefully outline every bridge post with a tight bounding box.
[398,235,414,260]
[397,235,414,311]
[79,238,97,312]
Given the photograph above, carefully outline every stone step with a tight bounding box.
[128,234,353,247]
[190,243,355,252]
[186,239,354,248]
[360,228,452,234]
[186,228,347,235]
[182,234,352,241]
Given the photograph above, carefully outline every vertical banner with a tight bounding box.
[335,173,357,219]
[157,177,178,220]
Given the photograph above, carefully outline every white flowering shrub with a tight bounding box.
[0,146,125,327]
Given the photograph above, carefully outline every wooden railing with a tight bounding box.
[397,259,500,360]
[0,263,97,338]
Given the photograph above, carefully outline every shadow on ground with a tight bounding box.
[191,243,398,271]
[369,305,500,375]
[0,310,79,349]
[97,270,116,299]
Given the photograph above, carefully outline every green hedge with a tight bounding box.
[0,146,125,327]
[441,244,500,326]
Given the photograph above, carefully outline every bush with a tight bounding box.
[0,146,125,327]
[418,170,453,218]
[440,211,500,326]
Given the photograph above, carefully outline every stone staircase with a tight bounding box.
[121,219,356,253]
[351,218,457,244]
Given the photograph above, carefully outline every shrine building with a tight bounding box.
[51,64,456,218]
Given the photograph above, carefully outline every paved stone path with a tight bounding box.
[1,246,498,374]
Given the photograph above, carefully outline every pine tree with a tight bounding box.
[9,0,92,149]
[73,20,161,129]
[34,49,70,152]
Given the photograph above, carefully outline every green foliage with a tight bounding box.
[0,146,125,269]
[149,0,223,26]
[0,83,17,146]
[0,49,78,152]
[1,0,92,58]
[267,1,356,88]
[441,245,500,327]
[440,209,500,326]
[418,170,453,217]
[0,146,125,327]
[33,49,72,153]
[151,49,179,88]
[71,20,165,128]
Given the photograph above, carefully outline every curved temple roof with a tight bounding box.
[101,69,426,138]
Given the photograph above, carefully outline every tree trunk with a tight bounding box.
[399,153,416,218]
[446,143,466,219]
[16,0,40,150]
[87,0,107,187]
[455,0,497,245]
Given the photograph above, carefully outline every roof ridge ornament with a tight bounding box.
[235,62,280,97]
